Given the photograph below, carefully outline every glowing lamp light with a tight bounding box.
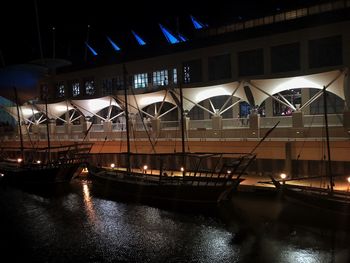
[36,160,41,164]
[110,163,115,168]
[227,170,232,174]
[143,165,148,171]
[180,167,185,172]
[347,177,350,184]
[17,158,23,163]
[280,173,287,179]
[0,173,4,177]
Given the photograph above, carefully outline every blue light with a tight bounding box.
[177,33,188,42]
[85,42,98,56]
[131,31,146,46]
[106,36,121,51]
[190,15,207,29]
[159,24,179,44]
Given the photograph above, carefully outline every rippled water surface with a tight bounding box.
[1,179,349,262]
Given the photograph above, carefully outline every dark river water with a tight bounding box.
[1,178,350,263]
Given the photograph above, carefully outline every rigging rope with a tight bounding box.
[128,87,157,153]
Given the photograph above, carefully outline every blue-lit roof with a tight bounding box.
[106,36,121,51]
[159,24,180,44]
[131,31,147,46]
[190,15,207,29]
[85,42,98,56]
[177,33,188,42]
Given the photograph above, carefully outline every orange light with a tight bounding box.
[180,167,184,172]
[17,158,23,163]
[347,177,350,184]
[143,165,148,170]
[110,163,115,168]
[280,173,287,179]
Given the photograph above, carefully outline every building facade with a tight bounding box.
[3,0,350,179]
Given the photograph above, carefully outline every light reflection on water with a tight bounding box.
[0,180,349,262]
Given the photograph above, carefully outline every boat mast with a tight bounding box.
[179,83,186,155]
[14,87,24,161]
[45,93,51,163]
[323,86,333,193]
[123,64,131,173]
[179,82,186,176]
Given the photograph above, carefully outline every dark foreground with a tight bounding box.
[0,178,350,263]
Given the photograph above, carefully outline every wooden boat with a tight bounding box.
[88,152,256,206]
[265,175,350,214]
[0,87,93,186]
[265,86,350,215]
[0,143,93,185]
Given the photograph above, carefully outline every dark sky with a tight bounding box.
[0,0,323,66]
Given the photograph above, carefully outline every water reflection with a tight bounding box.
[82,182,97,224]
[0,180,350,262]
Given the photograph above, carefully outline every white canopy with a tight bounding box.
[71,96,120,117]
[3,69,346,120]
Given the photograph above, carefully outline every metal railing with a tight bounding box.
[1,114,346,141]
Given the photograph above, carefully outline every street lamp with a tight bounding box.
[280,173,287,185]
[143,165,148,174]
[347,176,350,192]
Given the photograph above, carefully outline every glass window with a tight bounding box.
[264,16,274,25]
[72,82,80,97]
[182,59,202,84]
[102,79,113,95]
[133,73,148,89]
[113,76,124,90]
[57,82,65,97]
[238,49,264,76]
[85,80,95,95]
[208,54,231,81]
[309,36,342,68]
[152,70,168,86]
[183,66,190,83]
[173,68,177,84]
[271,43,300,73]
[102,76,124,95]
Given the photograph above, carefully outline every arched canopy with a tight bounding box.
[249,69,345,106]
[35,101,73,119]
[121,90,176,114]
[3,69,347,120]
[177,82,245,112]
[71,96,120,117]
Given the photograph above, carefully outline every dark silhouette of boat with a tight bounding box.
[265,86,350,215]
[0,87,93,186]
[0,143,93,186]
[88,152,256,206]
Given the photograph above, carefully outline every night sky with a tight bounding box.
[0,0,324,67]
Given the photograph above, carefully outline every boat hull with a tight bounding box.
[0,163,81,185]
[282,186,350,215]
[88,167,239,207]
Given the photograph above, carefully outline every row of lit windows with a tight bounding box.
[203,0,350,37]
[56,69,178,97]
[102,76,124,95]
[134,73,148,89]
[133,69,177,89]
[57,80,95,97]
[153,70,168,86]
